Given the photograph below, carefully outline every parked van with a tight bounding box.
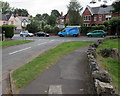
[58,27,80,37]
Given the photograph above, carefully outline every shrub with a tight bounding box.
[2,25,15,38]
[26,22,39,33]
[92,25,105,30]
[43,25,52,33]
[52,26,60,35]
[99,48,112,57]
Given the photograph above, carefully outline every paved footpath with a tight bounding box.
[20,46,95,94]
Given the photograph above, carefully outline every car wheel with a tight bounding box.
[88,35,92,37]
[20,34,23,37]
[102,35,105,37]
[90,35,92,37]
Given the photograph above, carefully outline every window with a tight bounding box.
[94,16,97,21]
[11,21,14,24]
[84,23,91,26]
[3,21,6,25]
[84,16,91,21]
[106,15,111,21]
[99,16,102,21]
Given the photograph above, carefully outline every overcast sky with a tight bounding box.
[2,0,115,16]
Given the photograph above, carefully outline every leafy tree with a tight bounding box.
[44,25,52,33]
[51,10,61,18]
[47,15,57,27]
[0,1,12,14]
[26,22,39,33]
[67,0,83,25]
[41,13,49,20]
[13,8,29,16]
[109,17,120,35]
[112,1,120,13]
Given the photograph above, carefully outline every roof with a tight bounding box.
[87,5,113,15]
[16,16,29,22]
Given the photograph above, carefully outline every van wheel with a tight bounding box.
[60,35,64,37]
[73,34,77,37]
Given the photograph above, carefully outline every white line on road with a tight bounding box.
[8,40,56,55]
[37,42,47,46]
[9,47,31,55]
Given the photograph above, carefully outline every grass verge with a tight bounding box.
[12,41,94,89]
[97,38,120,91]
[1,40,33,47]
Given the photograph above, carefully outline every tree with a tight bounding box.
[47,15,57,27]
[109,17,120,35]
[67,0,83,25]
[112,1,120,13]
[51,10,61,18]
[13,8,29,16]
[0,1,11,14]
[41,13,49,20]
[26,22,39,33]
[44,25,52,33]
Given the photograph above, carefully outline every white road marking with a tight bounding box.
[9,47,31,55]
[8,40,56,55]
[37,42,47,45]
[48,85,62,94]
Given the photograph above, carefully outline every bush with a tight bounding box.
[2,25,15,38]
[26,22,39,33]
[43,25,52,33]
[81,26,92,36]
[92,25,105,30]
[99,48,112,57]
[52,26,60,35]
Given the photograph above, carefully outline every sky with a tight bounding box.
[2,0,116,16]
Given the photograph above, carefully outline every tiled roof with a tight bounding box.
[89,5,113,15]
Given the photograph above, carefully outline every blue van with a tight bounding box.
[58,27,80,37]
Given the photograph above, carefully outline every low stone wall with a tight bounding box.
[87,38,119,96]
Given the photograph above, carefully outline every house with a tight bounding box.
[15,16,30,32]
[82,5,120,26]
[0,12,30,33]
[57,12,69,28]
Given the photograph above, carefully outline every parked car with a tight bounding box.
[58,27,80,37]
[87,30,107,37]
[20,31,34,37]
[35,32,49,37]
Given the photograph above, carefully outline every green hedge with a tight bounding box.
[80,25,105,36]
[2,25,15,38]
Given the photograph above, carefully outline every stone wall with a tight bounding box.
[87,37,120,96]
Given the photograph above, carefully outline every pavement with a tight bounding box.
[20,46,95,94]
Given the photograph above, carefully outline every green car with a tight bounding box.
[87,30,107,37]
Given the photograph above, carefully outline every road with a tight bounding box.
[2,35,103,94]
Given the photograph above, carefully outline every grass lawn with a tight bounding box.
[12,41,94,89]
[97,38,120,91]
[1,40,33,47]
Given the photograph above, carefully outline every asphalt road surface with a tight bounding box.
[2,35,103,94]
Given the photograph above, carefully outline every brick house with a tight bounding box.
[82,5,120,26]
[57,12,69,28]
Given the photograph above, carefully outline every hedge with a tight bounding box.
[2,25,15,38]
[80,25,105,36]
